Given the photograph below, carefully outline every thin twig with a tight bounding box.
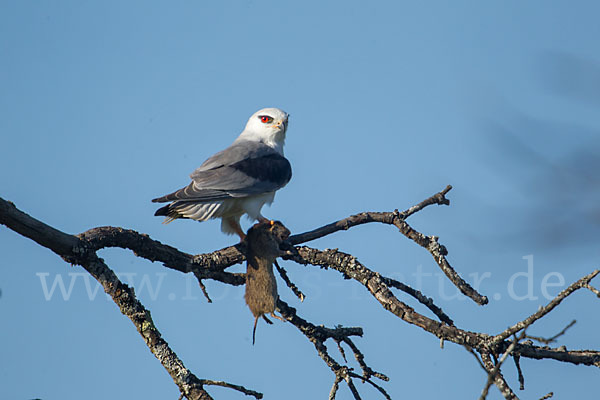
[465,346,486,371]
[342,337,389,381]
[344,371,363,400]
[335,339,348,362]
[273,259,305,301]
[480,352,518,400]
[347,371,392,400]
[492,271,599,346]
[199,380,263,399]
[513,354,525,390]
[382,276,453,325]
[480,332,524,400]
[391,217,488,305]
[584,283,600,297]
[400,184,452,218]
[329,376,342,400]
[196,277,213,303]
[525,320,576,345]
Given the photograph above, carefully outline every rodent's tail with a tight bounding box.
[252,316,259,345]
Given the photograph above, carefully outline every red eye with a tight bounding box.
[259,115,273,123]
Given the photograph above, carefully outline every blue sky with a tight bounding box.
[1,1,600,399]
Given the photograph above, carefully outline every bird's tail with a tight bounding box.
[154,204,180,224]
[154,204,171,216]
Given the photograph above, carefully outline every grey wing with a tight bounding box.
[194,139,267,172]
[152,141,292,203]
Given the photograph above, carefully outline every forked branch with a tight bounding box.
[2,185,599,400]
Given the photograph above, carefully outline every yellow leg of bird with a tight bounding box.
[226,217,246,241]
[235,227,246,241]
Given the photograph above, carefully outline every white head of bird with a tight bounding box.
[236,107,289,154]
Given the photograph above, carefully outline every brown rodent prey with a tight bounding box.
[244,221,290,344]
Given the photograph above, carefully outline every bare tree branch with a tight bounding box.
[284,245,484,346]
[0,197,258,400]
[287,185,488,305]
[288,185,453,244]
[276,298,388,397]
[480,352,518,400]
[284,245,600,370]
[480,331,526,400]
[3,184,600,399]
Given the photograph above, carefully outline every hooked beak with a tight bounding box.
[275,119,287,131]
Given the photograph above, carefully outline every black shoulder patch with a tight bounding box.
[231,154,292,186]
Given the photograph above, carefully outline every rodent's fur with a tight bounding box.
[244,221,290,344]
